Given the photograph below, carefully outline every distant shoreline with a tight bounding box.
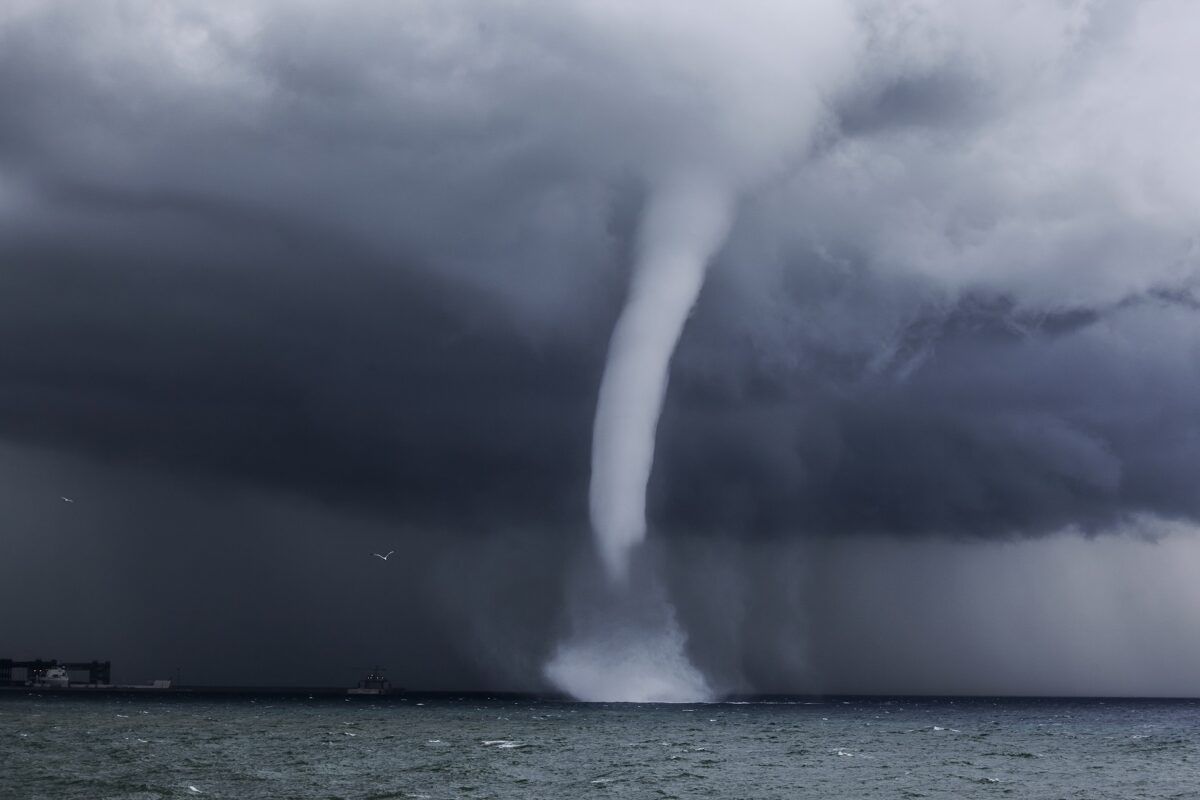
[3,687,1199,703]
[0,685,386,697]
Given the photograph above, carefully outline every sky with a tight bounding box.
[2,0,1200,695]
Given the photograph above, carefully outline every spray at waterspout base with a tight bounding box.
[544,617,711,703]
[544,553,712,703]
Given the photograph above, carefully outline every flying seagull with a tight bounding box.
[373,550,395,561]
[61,496,74,503]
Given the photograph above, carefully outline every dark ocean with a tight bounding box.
[2,693,1198,799]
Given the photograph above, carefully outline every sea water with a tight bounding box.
[2,693,1198,798]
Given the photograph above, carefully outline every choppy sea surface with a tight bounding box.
[2,693,1199,799]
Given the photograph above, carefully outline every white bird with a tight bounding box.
[61,496,74,503]
[372,550,395,561]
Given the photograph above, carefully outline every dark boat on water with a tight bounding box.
[347,668,393,695]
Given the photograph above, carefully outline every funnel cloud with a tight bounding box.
[590,178,733,582]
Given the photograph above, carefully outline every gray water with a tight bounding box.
[2,693,1199,799]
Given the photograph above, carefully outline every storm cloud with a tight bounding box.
[2,0,1200,693]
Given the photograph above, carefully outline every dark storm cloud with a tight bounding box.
[2,0,1200,691]
[0,214,603,529]
[656,283,1200,541]
[1,0,1195,544]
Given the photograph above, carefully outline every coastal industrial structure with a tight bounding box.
[1,658,112,687]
